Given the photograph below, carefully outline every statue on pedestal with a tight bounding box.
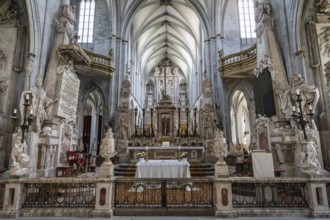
[213,127,227,164]
[100,128,116,162]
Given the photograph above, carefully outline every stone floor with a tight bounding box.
[0,217,326,220]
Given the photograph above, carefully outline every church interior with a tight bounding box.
[1,0,330,218]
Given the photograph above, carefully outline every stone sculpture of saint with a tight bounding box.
[116,118,128,140]
[20,74,57,133]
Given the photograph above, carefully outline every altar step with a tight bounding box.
[114,163,214,177]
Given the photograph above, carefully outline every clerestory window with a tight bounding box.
[238,0,256,44]
[78,0,95,43]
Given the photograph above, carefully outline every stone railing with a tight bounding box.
[219,43,257,78]
[81,49,115,76]
[58,44,115,77]
[1,176,330,218]
[214,177,330,218]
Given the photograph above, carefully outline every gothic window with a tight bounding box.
[78,0,95,43]
[238,0,256,44]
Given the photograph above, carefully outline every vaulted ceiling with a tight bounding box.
[118,0,216,81]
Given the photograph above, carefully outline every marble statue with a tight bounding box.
[213,127,227,164]
[100,128,115,162]
[20,74,57,133]
[10,131,30,176]
[204,114,216,139]
[298,139,323,176]
[116,118,128,140]
[55,4,76,41]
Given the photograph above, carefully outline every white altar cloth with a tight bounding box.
[252,151,275,178]
[135,160,191,178]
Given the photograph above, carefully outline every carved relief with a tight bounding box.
[255,3,271,23]
[221,188,228,206]
[254,55,274,78]
[0,0,18,24]
[121,76,131,98]
[324,61,330,86]
[202,78,212,98]
[315,0,330,14]
[318,26,330,57]
[0,50,6,69]
[0,77,8,113]
[57,60,75,75]
[306,22,321,68]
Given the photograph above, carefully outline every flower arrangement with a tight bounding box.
[136,151,145,159]
[180,151,188,159]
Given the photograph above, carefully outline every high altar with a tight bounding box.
[114,58,219,164]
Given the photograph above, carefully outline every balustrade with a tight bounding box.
[232,181,308,208]
[22,181,96,208]
[114,178,213,209]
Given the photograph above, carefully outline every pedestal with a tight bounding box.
[93,181,114,218]
[100,161,114,177]
[215,162,229,178]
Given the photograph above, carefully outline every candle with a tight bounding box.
[146,146,148,151]
[296,89,300,95]
[178,145,181,150]
[26,94,29,100]
[292,106,296,112]
[30,108,33,115]
[13,109,17,114]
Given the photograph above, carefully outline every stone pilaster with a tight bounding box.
[0,181,23,218]
[306,179,330,218]
[214,179,235,218]
[92,180,114,218]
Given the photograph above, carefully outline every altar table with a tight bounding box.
[127,146,205,161]
[135,160,191,178]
